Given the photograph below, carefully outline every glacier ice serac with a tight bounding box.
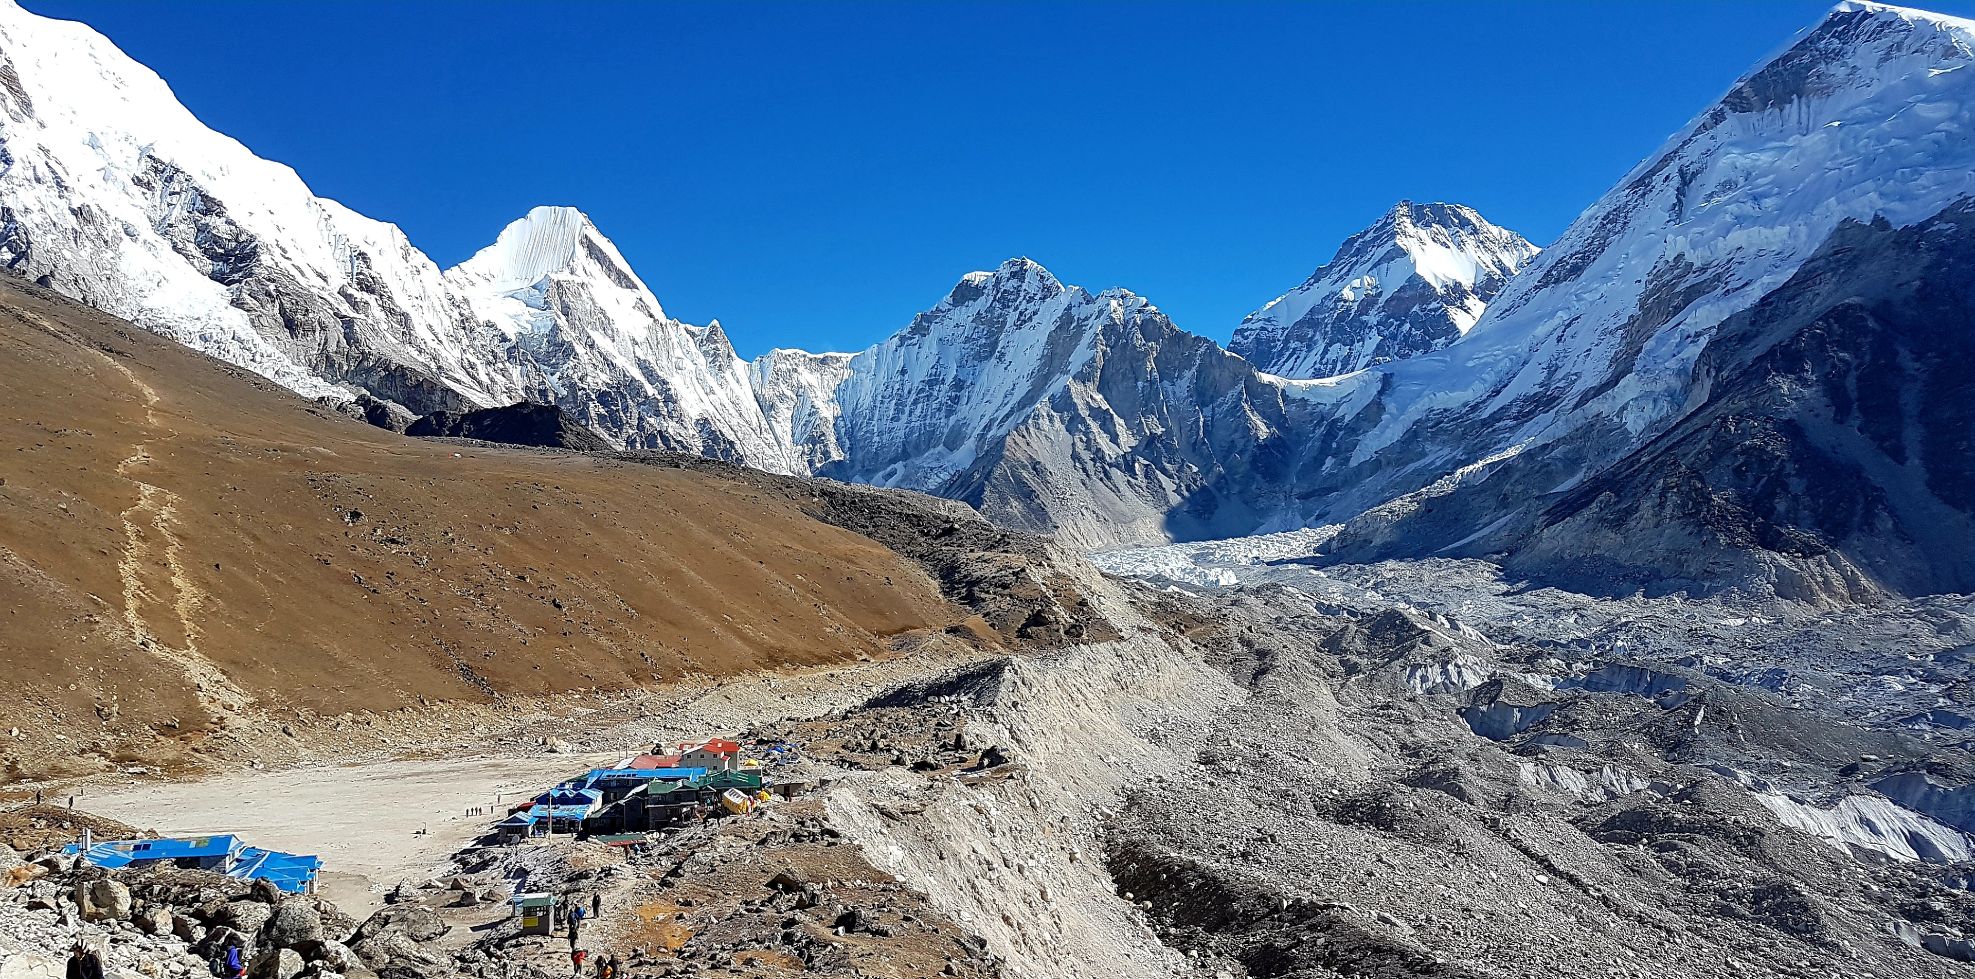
[7,0,1975,570]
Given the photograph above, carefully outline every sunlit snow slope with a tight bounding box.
[1231,201,1538,380]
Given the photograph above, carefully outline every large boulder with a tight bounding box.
[349,934,439,974]
[337,393,418,434]
[250,947,305,979]
[194,925,253,960]
[293,940,362,973]
[352,905,446,944]
[317,902,358,942]
[24,881,60,911]
[219,900,276,936]
[32,852,75,874]
[133,906,175,935]
[266,899,325,948]
[76,878,132,921]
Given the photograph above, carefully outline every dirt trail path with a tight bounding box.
[67,317,253,720]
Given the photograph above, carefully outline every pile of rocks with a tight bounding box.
[0,842,374,979]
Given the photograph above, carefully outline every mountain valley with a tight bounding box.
[4,2,1975,978]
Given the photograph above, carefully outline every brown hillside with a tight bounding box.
[0,281,965,780]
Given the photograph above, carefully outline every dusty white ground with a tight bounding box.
[82,753,615,917]
[73,645,996,920]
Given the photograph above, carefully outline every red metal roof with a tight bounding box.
[629,753,682,769]
[680,738,740,755]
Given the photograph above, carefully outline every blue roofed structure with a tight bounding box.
[65,836,320,893]
[576,768,707,805]
[536,786,604,811]
[66,835,242,871]
[580,767,706,784]
[231,848,322,893]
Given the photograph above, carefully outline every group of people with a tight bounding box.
[569,949,625,978]
[565,891,610,976]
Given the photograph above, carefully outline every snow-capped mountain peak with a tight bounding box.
[1229,201,1538,379]
[446,205,655,311]
[436,208,801,468]
[1296,0,1975,600]
[941,256,1066,310]
[0,0,473,405]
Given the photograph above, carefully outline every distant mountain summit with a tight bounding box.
[7,0,1975,598]
[1300,0,1975,601]
[440,205,797,467]
[1231,202,1538,379]
[781,257,1298,546]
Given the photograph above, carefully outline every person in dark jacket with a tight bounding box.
[66,942,105,979]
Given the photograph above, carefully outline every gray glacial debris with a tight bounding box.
[1458,686,1556,741]
[1109,581,1975,976]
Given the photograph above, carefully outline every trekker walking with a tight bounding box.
[591,892,602,918]
[570,949,586,977]
[66,941,104,979]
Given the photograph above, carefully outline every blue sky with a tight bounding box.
[26,1,1975,356]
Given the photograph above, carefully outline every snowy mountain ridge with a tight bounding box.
[9,0,1975,592]
[1230,201,1539,379]
[0,0,472,406]
[438,205,799,468]
[1267,0,1975,600]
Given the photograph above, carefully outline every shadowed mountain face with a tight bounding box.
[1506,206,1975,601]
[405,402,612,451]
[1320,203,1975,603]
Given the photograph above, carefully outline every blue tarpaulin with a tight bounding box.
[530,804,597,820]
